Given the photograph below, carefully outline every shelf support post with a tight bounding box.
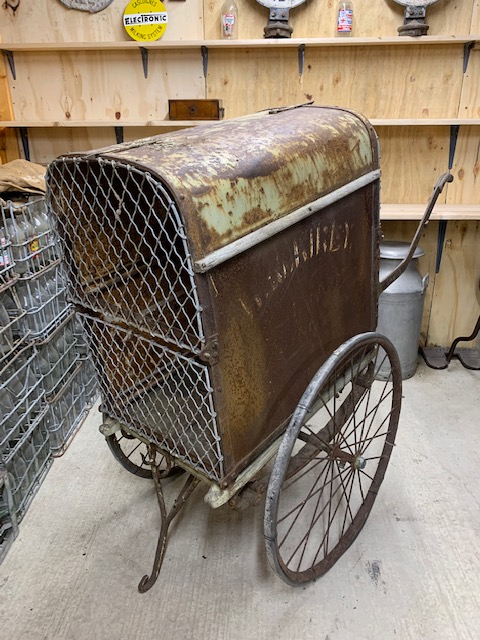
[3,50,16,81]
[140,47,149,79]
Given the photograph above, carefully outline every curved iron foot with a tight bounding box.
[138,447,200,593]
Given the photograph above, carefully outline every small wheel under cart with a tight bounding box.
[265,332,402,586]
[104,421,183,480]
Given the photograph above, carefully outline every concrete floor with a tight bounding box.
[0,360,479,640]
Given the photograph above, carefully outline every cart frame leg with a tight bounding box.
[138,445,200,593]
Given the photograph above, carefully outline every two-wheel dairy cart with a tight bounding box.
[46,105,451,591]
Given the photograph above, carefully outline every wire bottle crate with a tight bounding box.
[0,203,17,291]
[4,407,52,522]
[34,311,79,399]
[0,345,45,456]
[0,466,18,565]
[15,262,71,342]
[45,360,90,456]
[0,281,30,369]
[1,197,59,278]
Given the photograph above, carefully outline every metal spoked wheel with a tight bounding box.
[265,332,402,586]
[106,429,182,479]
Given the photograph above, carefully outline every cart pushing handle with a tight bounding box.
[379,171,454,294]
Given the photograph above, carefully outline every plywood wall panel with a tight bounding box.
[428,221,480,347]
[20,125,190,164]
[204,0,476,39]
[380,219,480,347]
[23,127,116,165]
[206,45,463,120]
[0,128,20,163]
[8,50,205,122]
[458,47,480,119]
[368,126,449,204]
[446,126,480,204]
[0,0,203,42]
[0,54,13,121]
[471,1,480,32]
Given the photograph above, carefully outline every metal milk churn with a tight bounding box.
[377,241,428,380]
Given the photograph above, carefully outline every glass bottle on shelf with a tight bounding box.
[336,1,354,37]
[221,0,238,39]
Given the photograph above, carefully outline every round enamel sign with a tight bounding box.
[123,0,168,42]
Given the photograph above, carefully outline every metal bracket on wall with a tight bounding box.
[434,125,460,273]
[19,127,30,161]
[140,47,149,79]
[114,126,124,145]
[463,41,475,73]
[298,44,305,77]
[3,50,16,81]
[201,46,208,78]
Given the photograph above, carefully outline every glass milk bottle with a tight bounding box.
[221,0,238,39]
[336,1,354,37]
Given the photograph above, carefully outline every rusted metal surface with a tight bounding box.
[85,105,378,264]
[203,186,379,485]
[47,105,380,487]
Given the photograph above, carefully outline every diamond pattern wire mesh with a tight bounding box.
[81,315,223,481]
[47,158,204,353]
[46,157,224,481]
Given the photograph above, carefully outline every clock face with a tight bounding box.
[393,0,438,6]
[256,0,307,10]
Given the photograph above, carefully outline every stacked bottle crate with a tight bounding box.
[0,465,19,563]
[0,194,99,540]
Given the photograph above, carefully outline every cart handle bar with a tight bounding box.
[379,171,453,294]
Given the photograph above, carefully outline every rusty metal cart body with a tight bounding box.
[46,105,450,590]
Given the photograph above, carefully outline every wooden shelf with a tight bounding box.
[0,36,478,52]
[1,119,480,128]
[0,120,217,128]
[380,204,480,221]
[372,119,480,126]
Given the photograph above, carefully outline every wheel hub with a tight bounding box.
[329,444,366,471]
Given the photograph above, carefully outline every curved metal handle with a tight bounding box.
[379,172,453,294]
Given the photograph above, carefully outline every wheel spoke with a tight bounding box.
[284,467,353,567]
[341,384,394,448]
[313,469,356,566]
[338,460,356,539]
[266,334,401,586]
[279,461,344,529]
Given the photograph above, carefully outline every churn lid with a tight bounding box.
[380,240,424,260]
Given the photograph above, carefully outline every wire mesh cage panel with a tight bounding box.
[80,315,223,481]
[47,159,204,354]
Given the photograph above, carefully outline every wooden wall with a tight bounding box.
[0,0,479,347]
